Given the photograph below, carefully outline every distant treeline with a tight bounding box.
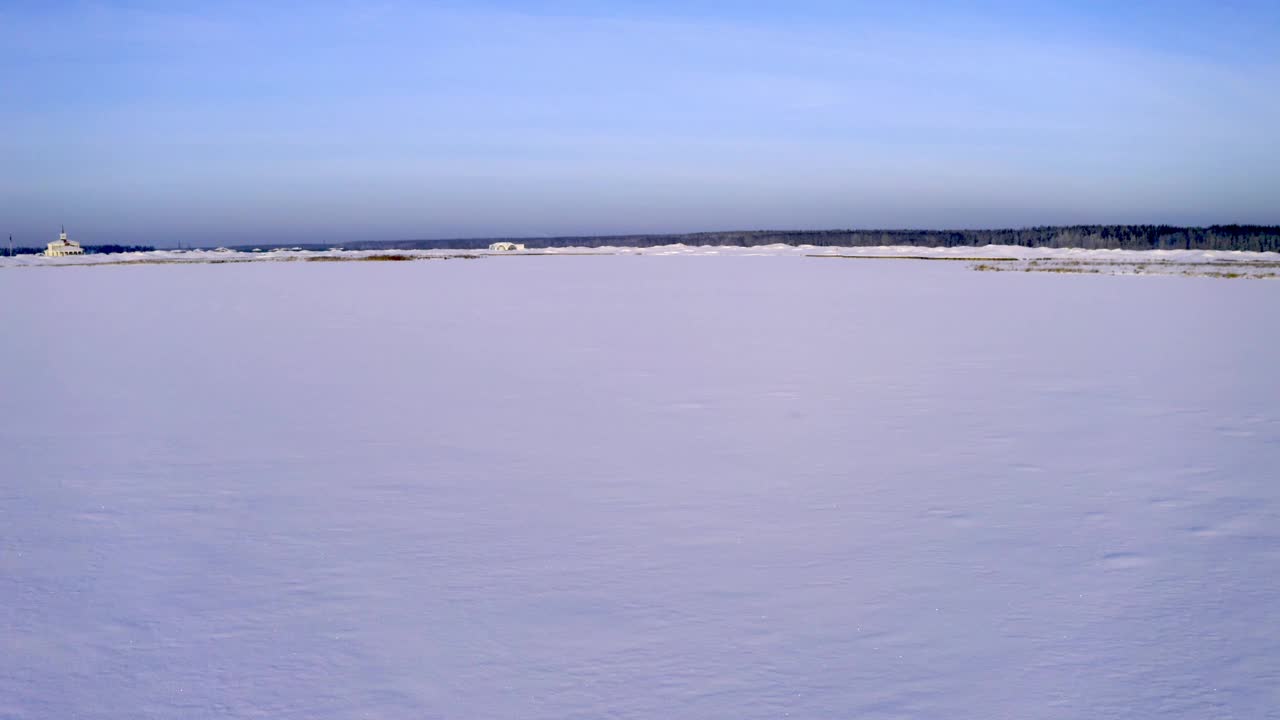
[258,225,1280,253]
[7,244,156,256]
[85,244,156,254]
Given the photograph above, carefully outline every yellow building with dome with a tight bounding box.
[45,228,84,257]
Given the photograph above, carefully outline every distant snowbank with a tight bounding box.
[606,243,1280,264]
[3,243,1278,269]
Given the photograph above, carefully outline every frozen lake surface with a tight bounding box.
[3,255,1279,718]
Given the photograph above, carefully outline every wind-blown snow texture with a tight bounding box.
[3,256,1279,719]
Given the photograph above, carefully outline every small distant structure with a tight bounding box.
[45,227,84,257]
[489,242,526,251]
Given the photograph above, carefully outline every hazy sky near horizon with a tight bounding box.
[4,1,1279,246]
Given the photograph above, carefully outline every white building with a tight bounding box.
[488,242,526,251]
[45,229,84,257]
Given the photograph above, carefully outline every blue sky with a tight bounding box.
[3,0,1279,246]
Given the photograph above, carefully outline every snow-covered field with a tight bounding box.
[3,256,1279,719]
